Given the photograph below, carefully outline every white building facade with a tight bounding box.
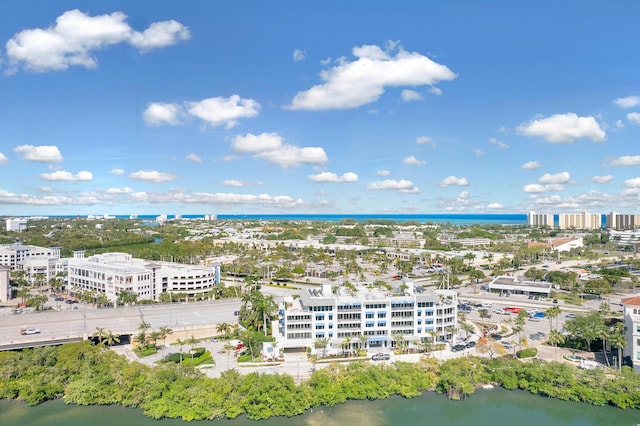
[5,218,28,232]
[622,296,640,372]
[276,283,457,350]
[527,211,554,227]
[0,244,65,286]
[67,252,221,303]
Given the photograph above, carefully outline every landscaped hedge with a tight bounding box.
[516,348,537,358]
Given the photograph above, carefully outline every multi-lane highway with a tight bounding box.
[0,298,241,350]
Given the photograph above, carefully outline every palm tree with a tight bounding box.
[93,326,106,344]
[261,295,278,335]
[545,306,562,332]
[314,337,329,359]
[158,325,173,347]
[138,320,151,333]
[149,330,162,348]
[104,330,121,347]
[133,332,147,348]
[216,322,230,337]
[609,323,627,370]
[224,343,236,364]
[175,338,185,364]
[187,334,199,359]
[547,329,565,361]
[460,322,474,341]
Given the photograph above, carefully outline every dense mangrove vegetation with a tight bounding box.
[1,342,639,421]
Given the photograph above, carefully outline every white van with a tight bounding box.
[481,303,492,309]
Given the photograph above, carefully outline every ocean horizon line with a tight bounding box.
[7,213,534,225]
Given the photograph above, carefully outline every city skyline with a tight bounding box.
[0,2,639,216]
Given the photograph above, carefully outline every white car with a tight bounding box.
[20,327,40,335]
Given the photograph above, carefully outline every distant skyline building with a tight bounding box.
[606,212,640,230]
[557,211,601,230]
[527,211,553,227]
[5,218,28,232]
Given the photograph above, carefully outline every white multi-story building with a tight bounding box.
[0,243,62,273]
[527,211,554,228]
[621,296,640,372]
[66,251,221,303]
[275,283,457,350]
[5,218,28,232]
[557,211,602,230]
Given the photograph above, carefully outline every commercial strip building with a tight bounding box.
[275,283,457,351]
[621,296,640,372]
[67,251,221,303]
[487,275,553,297]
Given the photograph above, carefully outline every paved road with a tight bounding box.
[0,298,241,348]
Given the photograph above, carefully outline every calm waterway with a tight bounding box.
[2,388,638,426]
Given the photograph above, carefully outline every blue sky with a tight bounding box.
[1,1,639,216]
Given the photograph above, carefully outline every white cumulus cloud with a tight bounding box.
[39,170,92,181]
[624,177,640,188]
[293,48,306,62]
[232,132,328,168]
[367,179,419,193]
[517,113,605,143]
[129,170,177,183]
[308,172,358,183]
[403,156,425,166]
[186,153,202,163]
[143,102,182,126]
[106,187,134,194]
[627,112,640,125]
[376,169,390,176]
[232,132,283,153]
[606,155,640,167]
[539,171,570,184]
[489,137,509,149]
[288,42,456,110]
[523,184,546,193]
[521,161,541,170]
[221,179,245,187]
[110,168,125,175]
[613,95,640,109]
[14,145,62,163]
[187,95,260,129]
[592,175,613,184]
[5,9,189,74]
[487,202,503,209]
[401,89,422,102]
[0,152,8,165]
[439,176,469,187]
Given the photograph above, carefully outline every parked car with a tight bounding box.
[465,341,476,348]
[451,344,466,352]
[20,327,40,335]
[372,353,391,361]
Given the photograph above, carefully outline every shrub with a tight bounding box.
[237,354,253,362]
[516,348,537,358]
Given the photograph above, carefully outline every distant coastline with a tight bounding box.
[9,213,529,225]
